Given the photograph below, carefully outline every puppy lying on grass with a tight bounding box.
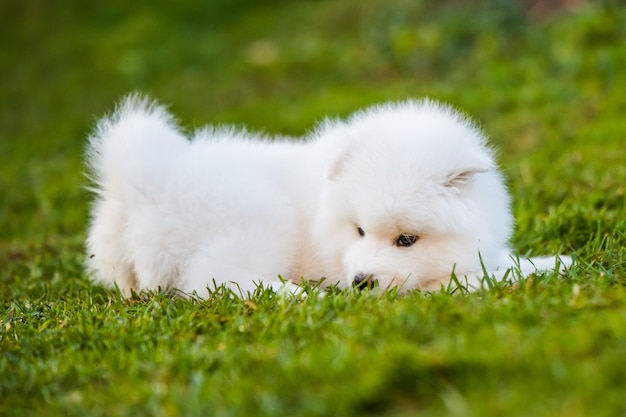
[86,95,570,297]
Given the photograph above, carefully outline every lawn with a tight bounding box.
[2,1,626,416]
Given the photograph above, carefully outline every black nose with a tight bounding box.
[353,273,374,290]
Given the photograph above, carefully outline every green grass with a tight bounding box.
[2,1,626,415]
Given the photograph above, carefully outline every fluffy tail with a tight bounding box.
[86,94,187,200]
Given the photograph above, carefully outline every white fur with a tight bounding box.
[85,95,570,297]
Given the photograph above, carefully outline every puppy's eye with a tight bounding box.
[395,234,418,247]
[357,227,365,237]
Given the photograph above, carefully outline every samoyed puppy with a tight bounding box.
[85,95,570,297]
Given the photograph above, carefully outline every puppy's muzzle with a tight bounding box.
[353,273,375,290]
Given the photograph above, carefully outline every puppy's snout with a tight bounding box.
[353,273,375,290]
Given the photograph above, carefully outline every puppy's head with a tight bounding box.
[313,100,512,292]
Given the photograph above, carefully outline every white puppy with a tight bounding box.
[85,95,569,297]
[312,102,571,291]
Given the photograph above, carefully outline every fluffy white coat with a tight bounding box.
[86,96,569,297]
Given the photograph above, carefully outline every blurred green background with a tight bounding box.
[1,0,625,290]
[3,2,626,416]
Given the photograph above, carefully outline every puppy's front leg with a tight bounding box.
[457,255,572,292]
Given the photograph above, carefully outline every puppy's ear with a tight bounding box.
[327,148,353,181]
[315,118,356,181]
[444,166,489,189]
[325,123,359,181]
[444,151,493,190]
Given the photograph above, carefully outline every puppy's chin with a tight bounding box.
[346,272,458,293]
[343,270,422,293]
